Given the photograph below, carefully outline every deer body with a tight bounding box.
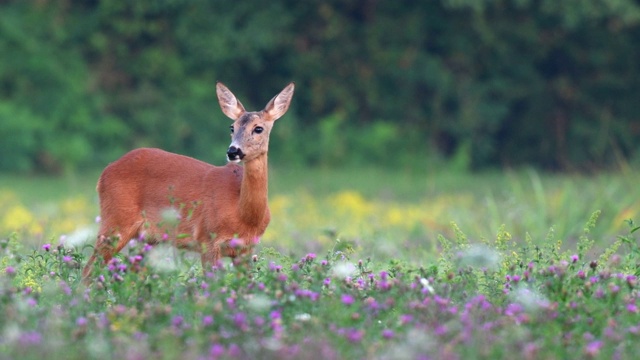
[82,82,294,281]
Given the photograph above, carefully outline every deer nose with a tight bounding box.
[227,146,244,161]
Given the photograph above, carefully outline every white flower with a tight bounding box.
[458,244,501,271]
[147,244,180,272]
[294,313,311,322]
[331,261,356,279]
[161,207,181,226]
[420,278,434,294]
[510,285,549,311]
[62,226,96,248]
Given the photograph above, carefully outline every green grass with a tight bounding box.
[1,166,640,358]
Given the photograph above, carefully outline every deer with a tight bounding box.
[81,82,295,282]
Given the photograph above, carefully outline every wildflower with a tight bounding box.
[229,237,242,248]
[294,313,311,322]
[18,331,42,346]
[305,253,317,261]
[577,270,586,279]
[571,254,579,263]
[171,316,184,327]
[42,244,51,252]
[627,303,638,313]
[382,329,394,339]
[399,314,413,325]
[458,244,501,271]
[584,340,603,357]
[4,266,15,276]
[161,207,181,225]
[323,278,331,286]
[63,256,72,263]
[346,328,364,343]
[380,271,388,280]
[332,262,356,279]
[210,344,225,357]
[203,315,214,326]
[76,317,88,327]
[341,294,355,306]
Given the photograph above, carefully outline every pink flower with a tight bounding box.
[229,238,242,248]
[341,294,355,306]
[584,340,603,357]
[42,244,51,252]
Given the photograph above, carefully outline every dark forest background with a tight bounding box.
[1,0,639,173]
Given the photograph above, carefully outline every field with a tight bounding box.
[1,166,640,359]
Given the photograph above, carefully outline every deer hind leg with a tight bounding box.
[200,237,222,274]
[82,222,143,283]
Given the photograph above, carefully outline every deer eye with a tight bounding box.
[254,126,264,134]
[229,125,234,134]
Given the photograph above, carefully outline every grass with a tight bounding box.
[1,166,640,358]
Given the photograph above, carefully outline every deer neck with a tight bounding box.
[239,154,269,226]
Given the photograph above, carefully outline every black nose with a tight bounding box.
[227,146,244,161]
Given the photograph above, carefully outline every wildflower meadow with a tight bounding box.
[1,168,640,359]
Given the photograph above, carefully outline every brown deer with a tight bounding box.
[82,82,295,282]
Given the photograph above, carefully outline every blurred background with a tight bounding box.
[1,0,639,174]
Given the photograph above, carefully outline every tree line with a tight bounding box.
[1,0,639,173]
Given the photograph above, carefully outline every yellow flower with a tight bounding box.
[1,205,42,234]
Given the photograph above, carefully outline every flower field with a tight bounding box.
[1,168,640,359]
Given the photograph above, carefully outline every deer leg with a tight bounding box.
[82,223,142,284]
[200,238,222,274]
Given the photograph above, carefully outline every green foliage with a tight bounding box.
[1,0,640,172]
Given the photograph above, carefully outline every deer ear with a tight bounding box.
[216,82,246,120]
[263,82,295,121]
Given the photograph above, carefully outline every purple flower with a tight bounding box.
[399,314,413,324]
[346,328,364,343]
[229,237,242,248]
[627,303,638,313]
[4,266,15,276]
[76,317,88,327]
[42,244,51,252]
[18,331,42,346]
[584,340,603,357]
[382,329,394,339]
[210,344,225,357]
[323,278,331,286]
[63,256,72,263]
[571,254,579,263]
[305,253,317,261]
[203,315,214,326]
[341,294,355,306]
[171,315,184,327]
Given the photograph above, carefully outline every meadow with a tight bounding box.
[1,166,640,359]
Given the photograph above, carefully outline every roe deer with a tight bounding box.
[82,82,295,282]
